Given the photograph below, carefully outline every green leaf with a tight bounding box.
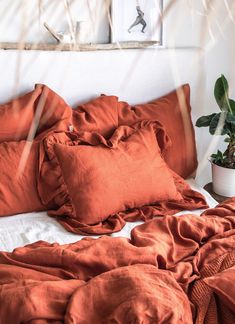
[209,113,228,135]
[229,99,235,115]
[211,150,225,165]
[226,112,235,124]
[218,150,223,158]
[214,74,230,111]
[195,113,216,127]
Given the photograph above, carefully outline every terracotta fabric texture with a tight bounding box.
[117,84,197,178]
[38,121,207,235]
[49,121,182,225]
[0,141,46,216]
[0,199,235,323]
[203,266,235,313]
[0,84,72,143]
[0,85,73,217]
[72,95,119,137]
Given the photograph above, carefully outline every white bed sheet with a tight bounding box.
[0,179,217,252]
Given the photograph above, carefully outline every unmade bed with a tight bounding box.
[0,84,235,324]
[0,178,217,252]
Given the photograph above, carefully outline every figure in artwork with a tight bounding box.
[128,6,147,33]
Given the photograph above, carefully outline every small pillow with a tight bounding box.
[47,121,182,225]
[0,140,46,217]
[72,95,119,137]
[117,84,197,178]
[204,266,235,312]
[0,84,72,143]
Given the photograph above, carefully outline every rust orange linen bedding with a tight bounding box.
[72,95,119,137]
[71,86,196,179]
[117,84,197,179]
[38,121,207,235]
[0,141,46,216]
[0,85,73,216]
[0,199,235,324]
[47,121,182,225]
[0,84,72,143]
[0,84,206,221]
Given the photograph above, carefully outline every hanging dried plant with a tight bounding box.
[38,0,42,24]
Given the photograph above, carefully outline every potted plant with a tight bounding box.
[196,74,235,197]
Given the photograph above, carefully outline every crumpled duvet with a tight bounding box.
[0,199,235,324]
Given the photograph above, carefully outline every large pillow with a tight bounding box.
[72,95,119,137]
[0,84,72,143]
[46,121,182,226]
[117,84,197,178]
[0,140,46,217]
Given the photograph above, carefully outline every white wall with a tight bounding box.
[0,0,234,185]
[0,0,109,43]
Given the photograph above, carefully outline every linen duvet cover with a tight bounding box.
[0,200,235,323]
[0,84,234,323]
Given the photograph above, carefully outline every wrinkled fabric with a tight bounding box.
[117,84,197,178]
[0,84,72,143]
[37,121,207,235]
[47,121,182,225]
[0,199,235,323]
[0,85,201,220]
[0,84,72,216]
[203,266,235,313]
[72,86,197,178]
[72,94,119,137]
[0,141,45,216]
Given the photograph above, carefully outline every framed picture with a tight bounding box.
[111,0,163,44]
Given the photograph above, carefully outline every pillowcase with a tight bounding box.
[0,84,72,143]
[203,266,235,312]
[117,84,197,178]
[47,121,182,225]
[72,95,119,137]
[0,140,46,217]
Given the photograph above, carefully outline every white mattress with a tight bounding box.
[0,179,217,252]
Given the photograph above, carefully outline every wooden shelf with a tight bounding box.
[0,41,160,52]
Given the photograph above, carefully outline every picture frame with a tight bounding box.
[111,0,163,45]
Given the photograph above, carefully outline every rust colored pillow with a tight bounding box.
[117,84,197,178]
[72,95,119,137]
[47,121,182,225]
[0,84,72,143]
[0,140,46,216]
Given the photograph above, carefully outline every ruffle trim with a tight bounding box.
[37,120,208,235]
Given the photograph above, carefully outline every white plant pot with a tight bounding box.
[212,162,235,197]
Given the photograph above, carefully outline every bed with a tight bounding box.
[0,178,217,252]
[0,84,234,324]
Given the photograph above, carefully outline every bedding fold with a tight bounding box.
[0,199,234,323]
[37,121,208,235]
[0,84,72,143]
[117,84,197,178]
[0,84,203,221]
[0,84,73,216]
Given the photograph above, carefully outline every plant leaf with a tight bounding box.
[229,99,235,115]
[195,113,216,127]
[226,112,235,124]
[214,75,230,111]
[209,112,228,135]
